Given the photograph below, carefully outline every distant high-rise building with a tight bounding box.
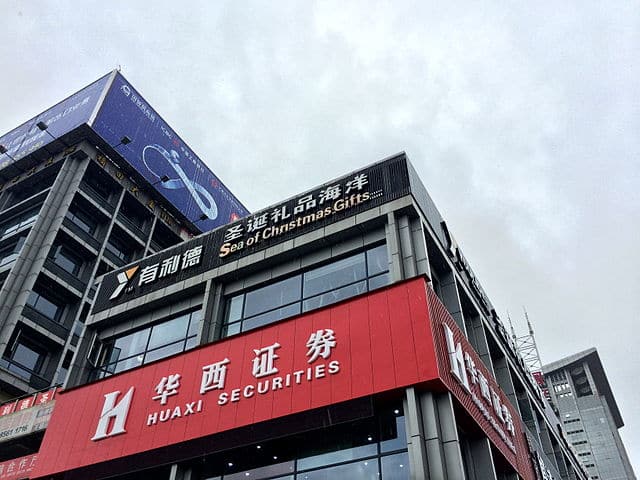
[543,348,636,480]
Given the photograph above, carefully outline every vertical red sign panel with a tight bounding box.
[427,288,536,480]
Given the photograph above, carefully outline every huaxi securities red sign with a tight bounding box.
[33,278,533,479]
[33,279,440,478]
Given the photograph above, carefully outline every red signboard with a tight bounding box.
[33,279,439,479]
[0,388,56,418]
[428,288,535,479]
[0,401,16,417]
[0,453,38,480]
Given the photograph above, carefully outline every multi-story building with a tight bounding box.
[0,71,247,466]
[543,349,636,480]
[27,153,590,480]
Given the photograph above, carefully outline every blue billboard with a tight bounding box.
[91,73,248,231]
[0,73,110,171]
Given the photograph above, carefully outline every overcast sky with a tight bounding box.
[1,0,638,473]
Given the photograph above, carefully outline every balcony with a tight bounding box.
[116,212,149,242]
[0,357,51,390]
[61,217,101,251]
[43,258,87,294]
[79,181,116,214]
[21,305,70,341]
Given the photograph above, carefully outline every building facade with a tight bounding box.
[543,349,636,480]
[0,71,247,465]
[28,154,590,480]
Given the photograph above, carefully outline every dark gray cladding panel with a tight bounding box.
[94,153,412,312]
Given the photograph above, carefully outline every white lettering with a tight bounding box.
[443,324,470,393]
[91,387,135,441]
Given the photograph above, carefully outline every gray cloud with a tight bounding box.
[1,0,638,471]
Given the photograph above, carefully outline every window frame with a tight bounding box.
[26,289,65,322]
[95,309,201,378]
[223,244,390,337]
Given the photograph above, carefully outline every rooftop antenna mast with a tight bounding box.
[513,306,543,373]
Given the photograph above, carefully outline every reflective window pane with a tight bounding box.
[53,246,82,275]
[367,244,389,276]
[148,314,189,350]
[300,459,378,480]
[224,460,295,480]
[244,275,301,318]
[114,355,143,373]
[242,303,301,332]
[380,415,406,453]
[144,342,184,363]
[12,343,42,371]
[188,311,201,337]
[223,322,241,337]
[27,291,62,321]
[368,273,390,291]
[225,295,244,323]
[297,444,377,471]
[113,328,150,360]
[303,253,366,298]
[381,452,410,480]
[185,336,198,350]
[302,281,366,312]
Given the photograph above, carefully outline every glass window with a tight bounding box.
[145,342,184,363]
[105,236,131,262]
[4,339,46,379]
[52,245,83,275]
[65,208,96,234]
[298,444,377,471]
[368,272,390,291]
[0,236,26,267]
[27,290,63,321]
[96,309,200,378]
[225,295,244,323]
[223,244,389,337]
[12,343,43,371]
[303,253,366,298]
[302,281,367,311]
[148,314,189,350]
[301,459,379,480]
[224,461,295,480]
[381,452,410,480]
[367,245,388,277]
[113,328,151,361]
[244,275,301,318]
[1,207,40,237]
[242,303,301,332]
[380,412,407,453]
[193,401,406,480]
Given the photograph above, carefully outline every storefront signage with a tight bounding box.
[427,287,537,478]
[0,453,38,480]
[442,323,516,451]
[33,278,438,478]
[95,155,413,312]
[91,328,341,441]
[219,172,377,258]
[108,244,204,300]
[0,388,56,418]
[0,401,54,443]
